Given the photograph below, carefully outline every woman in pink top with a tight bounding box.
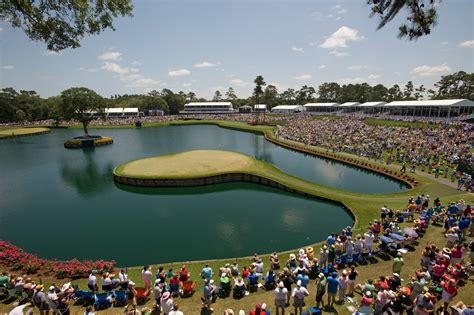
[450,245,464,265]
[432,263,445,282]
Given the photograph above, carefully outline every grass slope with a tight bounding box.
[0,127,50,138]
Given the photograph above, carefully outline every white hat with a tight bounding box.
[296,280,302,286]
[155,279,161,284]
[342,270,347,275]
[318,273,324,279]
[209,279,214,284]
[261,303,267,309]
[278,281,284,288]
[49,286,55,292]
[365,291,371,297]
[222,273,227,277]
[129,281,135,286]
[393,273,400,278]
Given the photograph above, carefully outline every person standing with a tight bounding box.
[360,291,374,314]
[315,273,326,309]
[274,281,288,315]
[142,266,152,291]
[347,266,358,296]
[326,272,341,310]
[160,291,174,315]
[338,270,349,303]
[87,270,98,292]
[392,252,404,275]
[441,279,458,315]
[202,279,215,311]
[291,280,309,315]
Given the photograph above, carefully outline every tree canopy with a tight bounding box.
[0,0,133,51]
[368,0,439,40]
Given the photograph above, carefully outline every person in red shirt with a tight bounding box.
[374,275,389,291]
[441,279,458,314]
[249,303,266,315]
[360,291,373,314]
[178,265,189,282]
[242,266,250,279]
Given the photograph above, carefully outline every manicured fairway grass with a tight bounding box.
[0,127,50,138]
[115,150,256,178]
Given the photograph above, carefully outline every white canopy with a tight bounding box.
[385,99,474,107]
[304,103,339,107]
[272,105,304,110]
[340,102,360,107]
[360,102,386,107]
[185,102,232,107]
[254,104,267,109]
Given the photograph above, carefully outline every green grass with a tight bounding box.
[0,127,50,138]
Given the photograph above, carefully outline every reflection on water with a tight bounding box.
[60,148,114,197]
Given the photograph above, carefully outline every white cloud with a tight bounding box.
[129,67,140,73]
[291,46,304,52]
[348,65,368,71]
[98,51,122,61]
[1,65,14,70]
[183,83,193,87]
[168,69,191,77]
[329,50,350,57]
[459,40,474,48]
[194,61,218,68]
[319,65,327,69]
[410,64,451,76]
[331,4,347,16]
[293,74,312,80]
[101,62,129,74]
[368,74,381,79]
[131,60,142,67]
[230,79,248,87]
[320,26,364,49]
[79,67,98,73]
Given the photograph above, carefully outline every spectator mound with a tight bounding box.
[114,150,256,179]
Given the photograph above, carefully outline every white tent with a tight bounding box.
[271,105,305,114]
[304,103,340,113]
[181,102,234,114]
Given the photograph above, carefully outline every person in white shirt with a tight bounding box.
[160,291,174,314]
[119,269,128,289]
[8,302,33,315]
[291,280,309,315]
[274,282,288,315]
[169,303,184,315]
[142,265,152,291]
[88,270,98,292]
[364,231,374,251]
[254,259,264,276]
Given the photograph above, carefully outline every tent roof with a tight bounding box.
[254,104,267,109]
[272,105,304,110]
[106,108,123,113]
[185,102,232,106]
[385,99,473,107]
[123,107,139,113]
[340,102,361,107]
[304,103,339,107]
[360,102,386,107]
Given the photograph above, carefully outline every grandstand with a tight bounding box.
[253,104,267,112]
[304,103,339,113]
[271,105,305,114]
[180,102,234,114]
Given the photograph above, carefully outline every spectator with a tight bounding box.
[393,252,404,274]
[274,282,287,315]
[142,266,152,291]
[326,271,341,309]
[291,280,309,315]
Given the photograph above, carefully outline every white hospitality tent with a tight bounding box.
[340,102,361,113]
[253,104,267,112]
[106,108,124,117]
[304,103,340,113]
[181,102,234,114]
[123,107,139,117]
[360,102,386,114]
[271,105,305,114]
[384,99,474,118]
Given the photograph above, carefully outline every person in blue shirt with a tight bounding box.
[458,216,470,240]
[247,271,259,287]
[448,203,459,216]
[326,233,336,246]
[296,270,310,288]
[326,271,342,309]
[200,264,213,280]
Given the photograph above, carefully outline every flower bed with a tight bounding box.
[0,240,115,279]
[64,136,113,148]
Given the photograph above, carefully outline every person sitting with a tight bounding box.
[287,254,298,270]
[60,282,75,301]
[233,277,246,298]
[264,269,277,289]
[242,266,250,279]
[178,265,189,282]
[270,252,280,270]
[231,262,240,277]
[247,271,259,292]
[102,273,113,292]
[169,273,181,296]
[119,269,128,290]
[254,259,264,276]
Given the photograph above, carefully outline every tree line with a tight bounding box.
[1,71,472,123]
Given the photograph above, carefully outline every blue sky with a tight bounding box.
[0,0,473,99]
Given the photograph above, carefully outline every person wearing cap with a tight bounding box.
[8,302,33,315]
[124,281,137,313]
[202,278,215,311]
[361,291,373,314]
[287,254,297,270]
[249,303,266,315]
[254,259,264,276]
[160,291,174,314]
[326,271,341,309]
[375,287,391,314]
[32,285,49,314]
[295,270,309,289]
[389,273,402,291]
[153,279,163,308]
[47,285,59,312]
[274,281,288,315]
[292,280,309,315]
[413,292,434,315]
[87,270,98,292]
[280,268,293,306]
[393,252,404,274]
[142,265,152,291]
[319,246,328,268]
[118,269,128,290]
[315,272,326,309]
[338,270,349,302]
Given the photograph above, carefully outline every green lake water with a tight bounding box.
[0,125,407,266]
